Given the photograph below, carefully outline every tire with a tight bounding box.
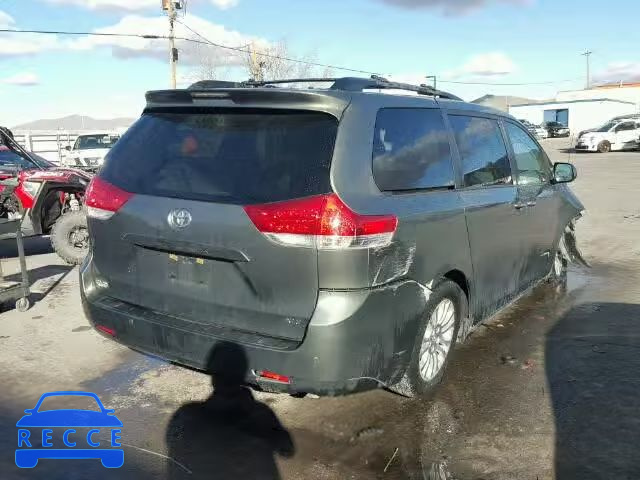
[50,210,89,265]
[390,280,466,397]
[15,297,30,312]
[597,141,611,153]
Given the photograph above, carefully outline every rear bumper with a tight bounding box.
[80,256,429,396]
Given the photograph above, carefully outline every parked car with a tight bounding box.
[81,76,584,398]
[575,118,640,153]
[542,121,570,138]
[62,132,119,169]
[518,119,548,139]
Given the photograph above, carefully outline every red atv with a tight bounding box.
[0,127,91,264]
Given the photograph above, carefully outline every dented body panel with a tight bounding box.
[82,261,429,395]
[81,86,584,396]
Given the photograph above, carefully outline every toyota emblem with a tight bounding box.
[167,209,192,229]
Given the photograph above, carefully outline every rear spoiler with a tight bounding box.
[144,88,352,119]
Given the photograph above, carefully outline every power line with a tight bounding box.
[173,18,380,75]
[0,27,589,86]
[0,26,379,76]
[438,78,581,86]
[0,27,210,45]
[174,18,251,52]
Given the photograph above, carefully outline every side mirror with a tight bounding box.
[64,146,71,151]
[553,162,577,184]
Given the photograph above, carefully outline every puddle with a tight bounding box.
[81,351,167,395]
[566,265,592,293]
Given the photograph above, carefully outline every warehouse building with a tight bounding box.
[509,98,637,137]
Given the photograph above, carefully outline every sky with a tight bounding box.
[1,0,639,127]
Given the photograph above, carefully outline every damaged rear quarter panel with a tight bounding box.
[321,97,473,377]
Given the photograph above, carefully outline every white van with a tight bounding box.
[575,117,640,153]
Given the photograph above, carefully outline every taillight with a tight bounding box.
[95,324,116,336]
[244,193,397,250]
[257,370,290,384]
[85,177,133,220]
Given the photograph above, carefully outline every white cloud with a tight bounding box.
[2,72,40,86]
[445,52,516,78]
[0,9,15,28]
[44,0,238,11]
[375,0,532,15]
[0,34,62,58]
[0,13,265,68]
[0,9,64,58]
[593,62,640,85]
[210,0,239,8]
[45,0,157,10]
[68,13,265,66]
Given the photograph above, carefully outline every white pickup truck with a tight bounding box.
[62,132,120,168]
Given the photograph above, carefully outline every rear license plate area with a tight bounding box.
[167,253,209,288]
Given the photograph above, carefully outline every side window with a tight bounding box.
[0,150,32,169]
[616,122,636,132]
[449,115,512,187]
[372,108,454,192]
[504,122,550,185]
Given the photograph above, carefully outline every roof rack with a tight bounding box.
[188,75,462,101]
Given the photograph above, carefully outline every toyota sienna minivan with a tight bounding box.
[81,76,584,397]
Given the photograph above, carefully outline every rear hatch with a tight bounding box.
[87,108,338,343]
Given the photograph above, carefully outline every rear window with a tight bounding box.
[100,108,338,204]
[372,108,454,191]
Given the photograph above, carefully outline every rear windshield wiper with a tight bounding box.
[390,185,455,194]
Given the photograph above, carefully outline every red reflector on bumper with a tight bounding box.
[258,370,290,384]
[96,325,116,336]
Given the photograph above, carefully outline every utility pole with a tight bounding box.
[581,50,592,89]
[163,0,179,88]
[249,43,264,82]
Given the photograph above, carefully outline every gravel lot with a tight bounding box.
[1,137,640,479]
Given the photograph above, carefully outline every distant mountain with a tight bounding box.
[12,115,136,131]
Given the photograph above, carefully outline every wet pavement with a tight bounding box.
[1,139,640,479]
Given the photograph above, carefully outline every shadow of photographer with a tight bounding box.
[165,341,294,479]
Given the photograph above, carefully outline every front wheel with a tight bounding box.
[50,210,89,265]
[597,141,611,153]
